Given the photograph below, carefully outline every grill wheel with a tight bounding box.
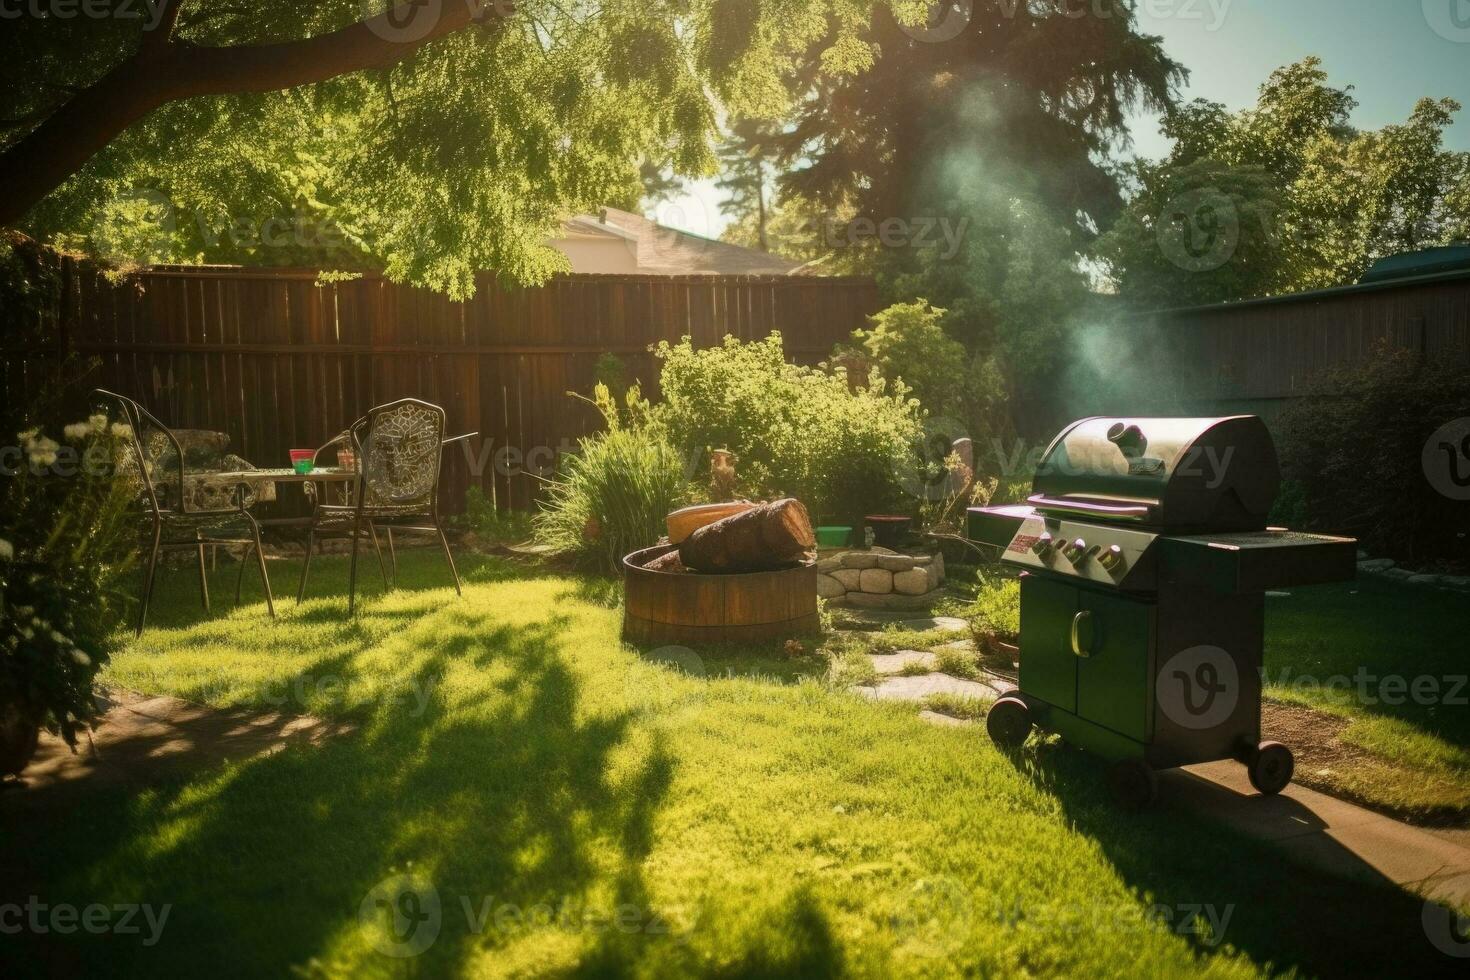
[1108,758,1159,810]
[1248,741,1295,795]
[985,697,1033,751]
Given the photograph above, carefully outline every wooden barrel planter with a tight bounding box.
[622,544,819,645]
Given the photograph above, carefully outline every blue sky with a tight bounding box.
[663,0,1470,238]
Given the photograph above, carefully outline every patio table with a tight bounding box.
[181,467,359,514]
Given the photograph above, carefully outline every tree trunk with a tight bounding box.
[0,2,513,228]
[678,498,815,574]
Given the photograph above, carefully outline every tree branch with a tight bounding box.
[0,0,516,228]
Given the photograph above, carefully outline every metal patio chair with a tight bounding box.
[295,398,473,612]
[95,390,275,635]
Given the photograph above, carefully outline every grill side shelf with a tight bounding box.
[1158,531,1358,593]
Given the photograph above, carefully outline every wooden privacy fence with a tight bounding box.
[1108,271,1470,428]
[2,259,881,513]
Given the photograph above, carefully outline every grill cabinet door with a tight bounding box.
[1019,576,1078,714]
[1075,592,1155,744]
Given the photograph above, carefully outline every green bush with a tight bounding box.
[966,578,1020,663]
[852,300,968,420]
[652,333,925,525]
[533,384,694,573]
[2,414,138,749]
[454,486,535,545]
[1277,343,1470,565]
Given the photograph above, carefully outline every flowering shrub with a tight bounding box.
[652,333,925,525]
[1,413,137,749]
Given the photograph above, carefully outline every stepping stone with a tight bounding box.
[918,710,973,727]
[868,650,939,675]
[851,673,1003,703]
[893,616,969,633]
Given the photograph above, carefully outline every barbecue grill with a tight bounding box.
[967,416,1357,806]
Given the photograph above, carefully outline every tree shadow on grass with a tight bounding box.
[4,602,681,976]
[1000,738,1465,977]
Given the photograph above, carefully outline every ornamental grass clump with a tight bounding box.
[533,383,694,574]
[2,412,138,755]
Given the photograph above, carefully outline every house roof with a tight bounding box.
[1142,247,1470,318]
[1359,245,1470,283]
[561,207,803,276]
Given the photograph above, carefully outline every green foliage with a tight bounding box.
[7,1,884,297]
[1,415,138,747]
[1276,343,1470,565]
[853,300,967,419]
[1095,160,1287,308]
[714,118,783,252]
[779,3,1181,235]
[1099,58,1470,306]
[454,486,534,546]
[533,384,693,573]
[652,332,924,524]
[966,577,1020,649]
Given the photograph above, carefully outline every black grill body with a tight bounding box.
[967,416,1357,801]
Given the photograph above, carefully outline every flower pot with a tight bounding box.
[815,526,853,548]
[0,700,42,778]
[977,632,1020,667]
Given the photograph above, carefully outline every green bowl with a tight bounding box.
[815,526,853,548]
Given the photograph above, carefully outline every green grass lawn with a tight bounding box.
[3,550,1463,976]
[1264,577,1470,820]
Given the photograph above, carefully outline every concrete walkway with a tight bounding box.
[1165,761,1470,906]
[853,657,1470,907]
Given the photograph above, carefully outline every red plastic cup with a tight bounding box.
[289,449,315,475]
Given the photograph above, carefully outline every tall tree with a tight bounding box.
[757,0,1183,433]
[0,0,882,296]
[1098,58,1470,307]
[714,118,783,252]
[778,1,1183,240]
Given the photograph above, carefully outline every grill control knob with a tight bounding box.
[1059,538,1087,564]
[1097,545,1126,575]
[1031,533,1056,557]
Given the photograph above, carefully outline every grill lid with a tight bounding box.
[1028,416,1280,532]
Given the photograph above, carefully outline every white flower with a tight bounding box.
[90,413,108,432]
[0,538,11,561]
[64,422,92,440]
[70,648,91,667]
[27,436,59,467]
[17,427,38,443]
[111,422,134,440]
[51,630,69,645]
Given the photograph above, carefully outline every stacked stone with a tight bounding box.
[816,548,946,610]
